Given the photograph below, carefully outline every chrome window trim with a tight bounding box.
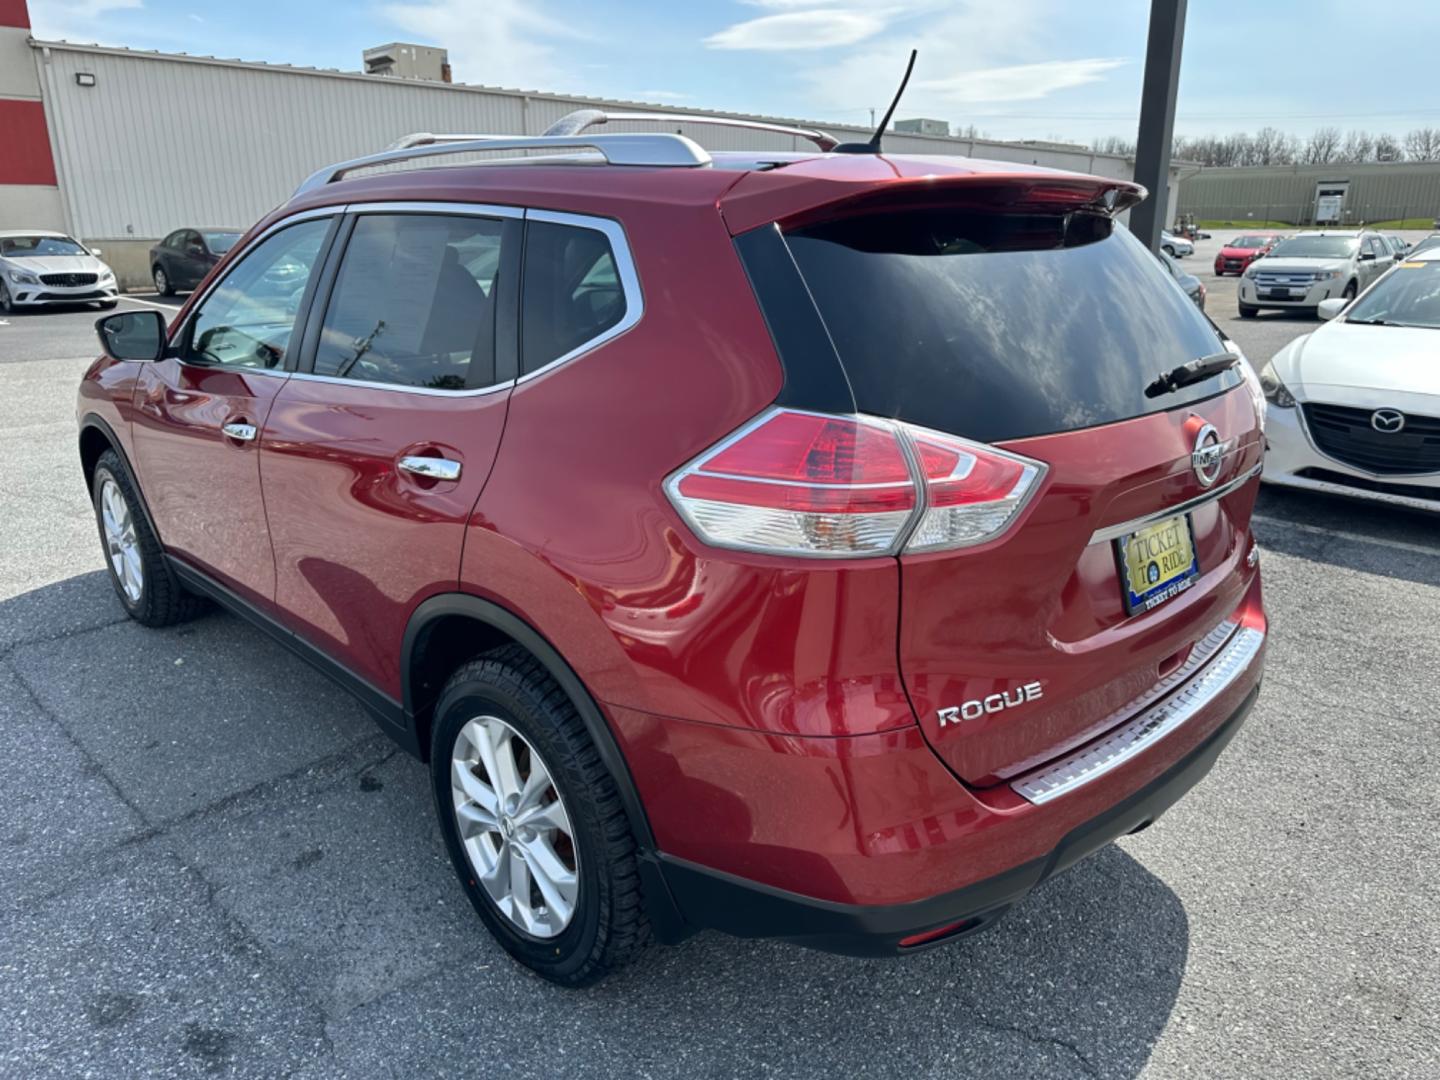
[173,205,341,375]
[1089,461,1263,544]
[284,201,522,398]
[515,209,644,385]
[1011,619,1264,804]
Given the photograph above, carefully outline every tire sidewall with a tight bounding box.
[92,460,147,616]
[430,676,608,982]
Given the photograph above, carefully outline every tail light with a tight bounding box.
[664,408,1045,558]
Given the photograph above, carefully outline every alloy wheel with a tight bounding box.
[154,267,168,293]
[450,714,580,938]
[0,282,11,313]
[100,477,142,602]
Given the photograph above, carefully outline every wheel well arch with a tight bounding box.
[78,415,164,543]
[401,592,657,854]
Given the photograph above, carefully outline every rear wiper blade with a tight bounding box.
[1144,352,1241,399]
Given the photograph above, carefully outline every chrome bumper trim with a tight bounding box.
[1011,619,1263,805]
[1089,463,1263,544]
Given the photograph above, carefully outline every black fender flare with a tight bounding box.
[79,413,164,545]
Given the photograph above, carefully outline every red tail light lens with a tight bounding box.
[666,410,916,556]
[902,424,1045,552]
[665,409,1045,558]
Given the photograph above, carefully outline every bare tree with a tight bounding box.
[1340,129,1375,163]
[1374,132,1404,162]
[1090,134,1135,156]
[1304,127,1343,164]
[1404,127,1440,161]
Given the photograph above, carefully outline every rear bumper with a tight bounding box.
[657,682,1259,955]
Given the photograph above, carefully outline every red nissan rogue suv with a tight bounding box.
[77,113,1267,986]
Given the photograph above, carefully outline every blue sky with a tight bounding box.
[27,0,1440,142]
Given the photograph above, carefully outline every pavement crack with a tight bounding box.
[0,613,132,661]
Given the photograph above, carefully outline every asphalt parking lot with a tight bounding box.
[1,258,1437,1079]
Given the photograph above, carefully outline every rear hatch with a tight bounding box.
[736,179,1263,785]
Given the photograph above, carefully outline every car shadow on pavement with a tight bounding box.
[1254,488,1440,588]
[1,573,1190,1079]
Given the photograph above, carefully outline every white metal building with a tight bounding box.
[2,14,1182,286]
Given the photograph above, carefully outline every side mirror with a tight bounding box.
[1358,251,1376,261]
[1317,298,1348,321]
[96,309,167,361]
[88,246,103,256]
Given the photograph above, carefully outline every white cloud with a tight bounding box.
[29,0,144,41]
[636,89,690,101]
[381,0,581,90]
[920,58,1126,104]
[706,9,890,51]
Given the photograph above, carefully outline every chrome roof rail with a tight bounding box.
[544,108,839,152]
[294,131,712,196]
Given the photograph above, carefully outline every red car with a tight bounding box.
[77,114,1267,986]
[1214,233,1285,276]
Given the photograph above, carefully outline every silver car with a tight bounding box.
[1260,246,1440,512]
[1238,230,1393,318]
[0,230,120,312]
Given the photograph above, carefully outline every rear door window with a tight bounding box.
[774,209,1238,443]
[313,213,510,391]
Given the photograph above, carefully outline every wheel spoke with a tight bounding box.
[508,850,536,932]
[524,836,578,925]
[515,755,553,815]
[451,755,499,816]
[489,726,524,804]
[455,800,498,836]
[516,796,569,833]
[476,842,508,904]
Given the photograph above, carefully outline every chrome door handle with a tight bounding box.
[222,422,257,442]
[398,456,461,481]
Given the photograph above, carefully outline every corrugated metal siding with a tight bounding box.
[35,42,1164,238]
[1179,162,1440,224]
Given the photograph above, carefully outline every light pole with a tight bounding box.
[1128,0,1188,252]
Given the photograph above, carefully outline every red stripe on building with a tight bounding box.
[0,99,57,185]
[0,0,30,30]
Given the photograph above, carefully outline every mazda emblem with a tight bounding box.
[1371,409,1405,433]
[1190,423,1223,487]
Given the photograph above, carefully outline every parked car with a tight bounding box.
[149,227,243,295]
[1214,233,1284,276]
[1238,230,1394,318]
[1386,235,1410,259]
[1161,229,1193,257]
[77,116,1268,986]
[0,230,119,312]
[1159,250,1207,309]
[1407,234,1440,259]
[1260,246,1440,511]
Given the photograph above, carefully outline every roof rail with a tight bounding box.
[293,131,711,196]
[545,108,839,152]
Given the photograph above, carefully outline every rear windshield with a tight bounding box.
[780,209,1236,443]
[202,231,242,253]
[1230,236,1268,248]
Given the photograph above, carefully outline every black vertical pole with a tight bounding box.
[1128,0,1188,252]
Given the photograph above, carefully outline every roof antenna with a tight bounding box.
[833,49,917,154]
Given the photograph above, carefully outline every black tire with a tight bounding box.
[430,645,649,987]
[153,265,174,296]
[91,450,206,627]
[1342,280,1358,300]
[97,299,118,310]
[1162,244,1176,257]
[0,280,13,313]
[1239,302,1259,318]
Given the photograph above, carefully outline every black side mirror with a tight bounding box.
[1358,251,1375,261]
[96,309,167,361]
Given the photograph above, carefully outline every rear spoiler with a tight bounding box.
[721,162,1147,236]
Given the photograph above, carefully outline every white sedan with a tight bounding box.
[0,230,120,312]
[1261,247,1440,512]
[1161,230,1194,258]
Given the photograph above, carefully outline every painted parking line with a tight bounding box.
[118,294,180,311]
[1253,514,1438,558]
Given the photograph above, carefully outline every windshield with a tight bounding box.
[202,231,242,254]
[1409,236,1440,258]
[778,209,1235,443]
[1344,261,1440,329]
[1268,236,1358,259]
[0,235,88,257]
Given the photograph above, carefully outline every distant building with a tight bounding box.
[895,117,949,137]
[1179,161,1440,226]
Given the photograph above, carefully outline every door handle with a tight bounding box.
[222,422,257,442]
[398,456,461,481]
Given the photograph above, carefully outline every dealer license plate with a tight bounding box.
[1115,515,1199,615]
